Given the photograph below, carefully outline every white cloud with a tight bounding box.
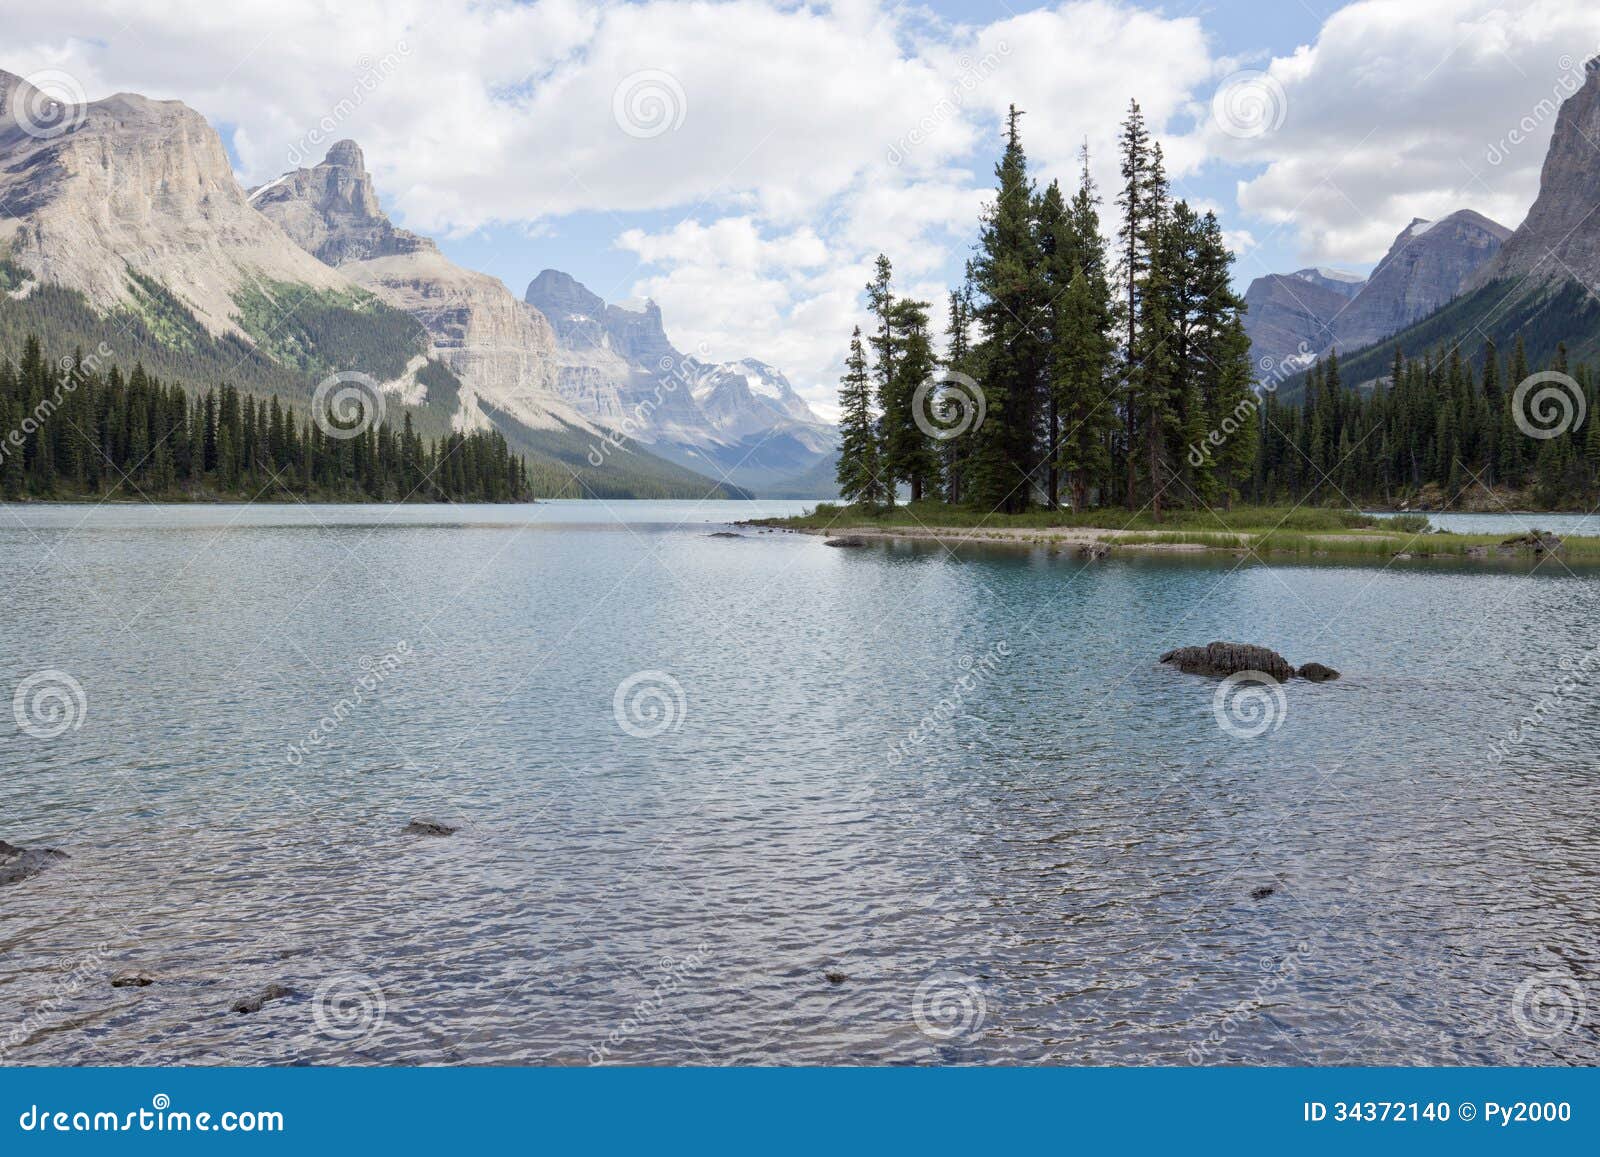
[2,0,1221,411]
[1198,0,1600,264]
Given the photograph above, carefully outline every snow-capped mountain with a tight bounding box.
[690,358,832,442]
[1290,267,1366,300]
[525,271,837,495]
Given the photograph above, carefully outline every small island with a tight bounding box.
[748,502,1600,564]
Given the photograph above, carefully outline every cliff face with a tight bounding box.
[0,70,351,337]
[1243,210,1509,375]
[248,140,434,266]
[252,143,592,434]
[524,270,836,490]
[1241,274,1348,376]
[524,269,707,441]
[1333,211,1511,352]
[1473,57,1600,289]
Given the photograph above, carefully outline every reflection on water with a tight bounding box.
[1,503,1596,1065]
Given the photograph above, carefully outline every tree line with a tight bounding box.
[837,103,1258,518]
[0,334,533,502]
[1257,341,1600,509]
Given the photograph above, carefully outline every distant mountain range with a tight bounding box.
[0,70,838,499]
[1243,211,1511,378]
[1276,54,1600,392]
[523,270,836,494]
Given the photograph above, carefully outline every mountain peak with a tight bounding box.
[323,139,365,169]
[1472,61,1600,289]
[1331,207,1508,352]
[250,137,433,266]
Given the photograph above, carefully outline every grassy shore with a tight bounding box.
[744,502,1600,563]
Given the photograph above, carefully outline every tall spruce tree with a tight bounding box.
[835,326,887,507]
[968,105,1044,513]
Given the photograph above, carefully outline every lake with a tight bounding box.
[1,501,1596,1065]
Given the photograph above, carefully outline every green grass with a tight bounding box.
[748,502,1600,563]
[755,501,1383,534]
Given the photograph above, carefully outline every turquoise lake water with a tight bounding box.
[1,501,1596,1065]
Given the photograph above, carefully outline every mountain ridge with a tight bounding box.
[1243,208,1510,378]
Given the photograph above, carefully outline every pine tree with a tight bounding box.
[886,297,942,502]
[968,105,1043,513]
[865,254,899,508]
[835,326,887,507]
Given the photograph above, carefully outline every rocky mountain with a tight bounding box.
[1332,211,1511,352]
[1291,267,1366,300]
[0,70,350,338]
[251,141,589,437]
[524,268,710,443]
[1240,274,1349,376]
[1243,212,1508,379]
[1300,56,1600,390]
[0,72,744,497]
[525,271,837,495]
[1471,56,1600,290]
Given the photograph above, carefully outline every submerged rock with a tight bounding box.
[1076,541,1110,559]
[111,971,154,988]
[1296,662,1341,682]
[0,840,68,886]
[707,531,742,538]
[824,535,869,548]
[1250,885,1277,900]
[825,971,847,985]
[403,820,458,837]
[1159,642,1295,683]
[232,983,294,1014]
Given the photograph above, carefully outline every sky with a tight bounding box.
[6,0,1600,417]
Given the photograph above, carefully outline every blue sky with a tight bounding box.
[441,1,1342,311]
[9,1,1599,413]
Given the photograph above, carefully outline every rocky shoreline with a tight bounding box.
[746,521,1594,564]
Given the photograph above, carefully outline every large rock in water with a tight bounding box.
[1160,642,1340,682]
[0,840,68,886]
[1159,642,1296,682]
